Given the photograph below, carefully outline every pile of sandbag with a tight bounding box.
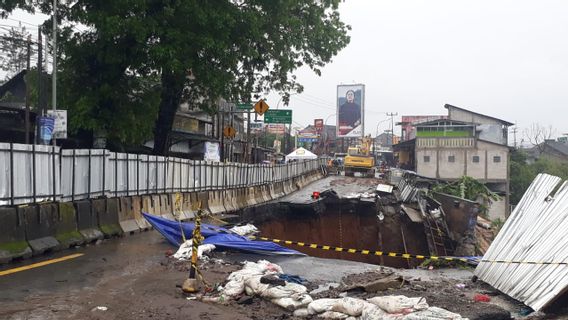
[229,224,259,236]
[207,260,466,320]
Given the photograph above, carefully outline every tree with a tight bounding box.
[523,123,556,152]
[0,24,34,80]
[3,1,350,154]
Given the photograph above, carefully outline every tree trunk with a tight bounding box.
[153,70,185,155]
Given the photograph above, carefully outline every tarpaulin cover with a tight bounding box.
[143,212,303,256]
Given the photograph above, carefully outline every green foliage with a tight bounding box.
[3,1,350,151]
[509,149,568,204]
[432,176,500,217]
[0,24,33,80]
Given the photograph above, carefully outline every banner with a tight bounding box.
[204,142,220,162]
[337,84,364,138]
[38,116,55,144]
[267,124,285,134]
[46,110,68,139]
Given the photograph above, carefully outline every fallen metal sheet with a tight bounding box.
[401,205,423,223]
[376,183,393,194]
[474,173,568,311]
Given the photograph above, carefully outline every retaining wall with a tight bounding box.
[0,167,325,264]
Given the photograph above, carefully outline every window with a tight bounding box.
[423,155,430,163]
[493,156,501,163]
[472,156,480,163]
[448,155,455,163]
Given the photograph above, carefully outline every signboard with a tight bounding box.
[267,123,285,134]
[223,126,236,138]
[254,99,270,115]
[38,116,55,144]
[298,137,318,143]
[264,109,292,124]
[203,142,220,162]
[314,119,324,132]
[46,109,67,139]
[237,103,253,110]
[337,84,364,138]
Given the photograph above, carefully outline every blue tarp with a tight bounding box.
[143,212,303,256]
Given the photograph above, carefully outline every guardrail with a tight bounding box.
[0,143,325,206]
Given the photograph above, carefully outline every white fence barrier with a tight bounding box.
[0,143,325,206]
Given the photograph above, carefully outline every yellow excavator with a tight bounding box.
[344,136,375,178]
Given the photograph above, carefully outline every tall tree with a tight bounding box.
[0,24,33,80]
[2,1,350,154]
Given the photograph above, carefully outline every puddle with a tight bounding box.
[246,200,431,268]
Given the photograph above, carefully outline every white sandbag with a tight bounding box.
[293,308,310,318]
[272,295,313,311]
[331,297,367,316]
[367,295,428,314]
[172,241,216,261]
[402,307,464,320]
[308,298,340,315]
[223,278,246,297]
[318,311,349,319]
[359,304,390,320]
[263,282,308,299]
[229,224,259,236]
[244,275,270,296]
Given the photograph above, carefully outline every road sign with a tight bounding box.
[254,99,269,115]
[223,126,236,138]
[264,109,292,124]
[237,103,252,110]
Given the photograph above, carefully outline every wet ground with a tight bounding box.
[0,175,560,319]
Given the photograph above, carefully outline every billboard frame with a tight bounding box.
[336,84,365,138]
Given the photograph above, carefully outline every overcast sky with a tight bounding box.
[268,0,568,144]
[5,1,568,144]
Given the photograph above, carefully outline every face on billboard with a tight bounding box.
[337,84,364,137]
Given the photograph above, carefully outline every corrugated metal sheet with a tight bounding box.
[475,173,568,311]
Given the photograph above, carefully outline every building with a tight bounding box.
[398,115,447,142]
[374,132,400,148]
[395,104,513,220]
[0,70,37,143]
[527,138,568,163]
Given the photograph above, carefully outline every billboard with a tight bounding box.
[337,84,364,138]
[267,123,285,134]
[314,119,324,132]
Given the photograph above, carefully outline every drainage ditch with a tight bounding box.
[240,197,431,268]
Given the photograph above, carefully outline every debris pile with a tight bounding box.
[202,260,466,319]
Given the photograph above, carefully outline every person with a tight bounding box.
[338,90,361,136]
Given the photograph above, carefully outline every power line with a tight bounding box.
[5,17,38,27]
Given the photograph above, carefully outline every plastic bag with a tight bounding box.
[229,224,259,236]
[367,295,428,314]
[172,241,216,260]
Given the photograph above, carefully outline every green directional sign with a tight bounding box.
[264,109,292,124]
[236,102,253,110]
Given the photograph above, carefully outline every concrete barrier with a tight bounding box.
[118,197,140,234]
[22,204,60,255]
[221,189,235,213]
[0,207,32,263]
[93,198,122,238]
[141,195,155,215]
[208,191,225,215]
[159,194,175,220]
[131,196,152,230]
[262,185,273,202]
[235,188,248,210]
[55,202,84,248]
[74,200,104,243]
[246,187,257,207]
[182,193,195,220]
[197,192,210,214]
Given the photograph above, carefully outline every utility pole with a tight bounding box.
[511,126,518,148]
[25,35,31,144]
[52,0,57,146]
[386,112,398,146]
[37,28,43,115]
[246,110,251,163]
